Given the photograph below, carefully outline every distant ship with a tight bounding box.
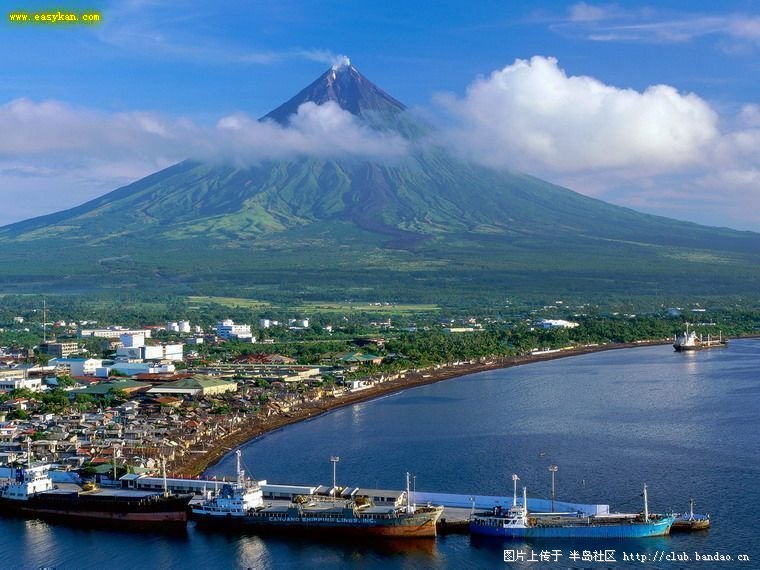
[0,461,190,526]
[470,477,674,539]
[673,324,727,352]
[191,451,444,538]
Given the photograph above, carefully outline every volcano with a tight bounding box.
[1,61,759,302]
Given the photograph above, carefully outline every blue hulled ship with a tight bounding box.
[469,477,674,539]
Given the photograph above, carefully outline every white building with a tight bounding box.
[538,319,580,329]
[120,332,146,348]
[116,343,183,361]
[217,320,255,342]
[79,327,152,339]
[0,375,43,393]
[167,322,179,333]
[96,362,175,378]
[259,319,271,329]
[178,320,191,334]
[49,357,102,376]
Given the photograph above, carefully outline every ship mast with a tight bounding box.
[236,450,245,489]
[512,474,519,506]
[643,483,649,522]
[161,457,168,497]
[405,472,412,514]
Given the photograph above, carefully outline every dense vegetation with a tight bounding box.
[2,294,757,370]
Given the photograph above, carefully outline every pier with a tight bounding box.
[120,474,609,535]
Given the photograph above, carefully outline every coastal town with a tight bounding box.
[0,299,751,482]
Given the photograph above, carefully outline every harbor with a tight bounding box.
[0,341,754,568]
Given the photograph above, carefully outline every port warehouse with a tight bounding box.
[123,475,608,515]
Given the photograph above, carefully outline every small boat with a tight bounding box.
[469,476,674,539]
[672,498,710,532]
[191,451,444,538]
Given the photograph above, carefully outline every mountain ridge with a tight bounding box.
[1,62,759,301]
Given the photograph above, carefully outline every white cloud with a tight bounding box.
[437,56,718,175]
[1,56,759,232]
[209,101,408,164]
[0,97,409,226]
[556,4,760,46]
[567,2,621,23]
[433,56,760,231]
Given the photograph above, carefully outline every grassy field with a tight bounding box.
[296,301,440,314]
[187,296,439,314]
[187,296,273,309]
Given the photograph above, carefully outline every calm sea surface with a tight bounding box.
[2,339,758,569]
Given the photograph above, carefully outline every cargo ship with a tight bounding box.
[0,461,191,526]
[673,324,727,352]
[191,451,444,538]
[470,477,674,539]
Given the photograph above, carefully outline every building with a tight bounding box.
[48,357,102,376]
[338,352,383,365]
[79,327,152,339]
[538,319,580,329]
[217,320,255,342]
[116,343,183,362]
[0,374,43,393]
[40,341,80,358]
[147,376,237,397]
[120,332,146,348]
[96,362,176,377]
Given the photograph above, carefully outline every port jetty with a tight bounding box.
[176,340,667,477]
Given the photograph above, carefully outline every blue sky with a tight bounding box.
[3,0,760,230]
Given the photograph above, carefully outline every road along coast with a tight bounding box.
[174,340,668,477]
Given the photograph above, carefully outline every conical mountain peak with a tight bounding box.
[262,60,407,125]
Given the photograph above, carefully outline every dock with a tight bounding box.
[121,474,608,535]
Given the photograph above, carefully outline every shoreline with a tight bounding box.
[173,339,670,477]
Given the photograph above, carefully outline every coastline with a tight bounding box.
[174,339,669,477]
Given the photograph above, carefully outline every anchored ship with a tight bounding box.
[191,451,444,538]
[673,324,727,352]
[470,476,674,539]
[672,498,710,532]
[0,459,190,526]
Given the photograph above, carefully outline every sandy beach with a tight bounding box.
[174,340,668,477]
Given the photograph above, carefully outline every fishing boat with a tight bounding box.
[191,451,444,538]
[672,498,710,532]
[673,324,727,352]
[469,475,674,539]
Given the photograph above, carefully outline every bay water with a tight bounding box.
[2,339,758,569]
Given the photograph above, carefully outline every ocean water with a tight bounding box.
[2,339,758,569]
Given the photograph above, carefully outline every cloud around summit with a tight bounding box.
[1,54,759,230]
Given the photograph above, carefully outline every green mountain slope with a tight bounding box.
[1,64,759,303]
